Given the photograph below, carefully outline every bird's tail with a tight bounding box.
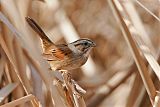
[25,16,54,48]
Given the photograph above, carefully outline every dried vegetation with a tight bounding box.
[0,0,160,107]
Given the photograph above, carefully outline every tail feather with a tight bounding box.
[25,16,53,47]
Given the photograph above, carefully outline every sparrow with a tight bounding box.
[25,17,96,71]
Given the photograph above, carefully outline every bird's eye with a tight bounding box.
[84,42,88,46]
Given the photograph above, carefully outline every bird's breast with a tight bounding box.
[48,55,88,71]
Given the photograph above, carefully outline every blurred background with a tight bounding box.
[0,0,160,107]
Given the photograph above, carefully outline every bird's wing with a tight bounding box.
[43,44,73,61]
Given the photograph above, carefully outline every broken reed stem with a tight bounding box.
[71,80,86,107]
[108,0,156,104]
[64,86,75,107]
[62,71,86,107]
[62,71,78,107]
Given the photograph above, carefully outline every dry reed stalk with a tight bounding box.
[4,62,12,83]
[126,72,143,107]
[7,62,25,107]
[121,1,155,53]
[30,65,45,106]
[1,27,14,62]
[135,0,160,22]
[0,50,6,82]
[0,94,36,107]
[12,38,31,94]
[108,0,158,105]
[0,83,18,103]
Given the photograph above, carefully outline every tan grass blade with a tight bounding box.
[0,83,18,103]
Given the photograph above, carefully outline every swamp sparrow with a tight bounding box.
[26,17,96,71]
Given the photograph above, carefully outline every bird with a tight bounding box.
[25,17,96,71]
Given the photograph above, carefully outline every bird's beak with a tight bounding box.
[92,42,96,47]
